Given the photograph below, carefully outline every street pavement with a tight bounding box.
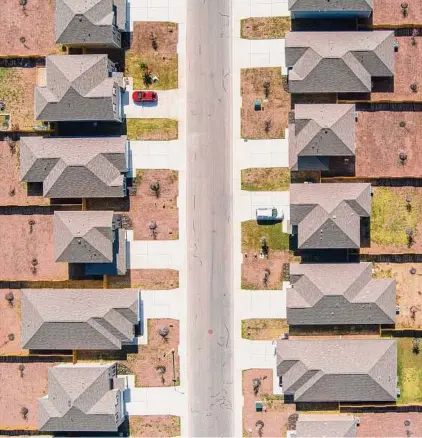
[186,0,234,435]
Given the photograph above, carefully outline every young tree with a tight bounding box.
[252,378,261,396]
[150,181,160,198]
[256,420,264,437]
[156,365,166,384]
[20,407,28,420]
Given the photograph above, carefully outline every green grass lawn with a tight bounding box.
[241,17,291,39]
[126,119,178,141]
[125,52,178,90]
[371,187,421,248]
[397,337,422,404]
[241,168,290,191]
[241,220,289,252]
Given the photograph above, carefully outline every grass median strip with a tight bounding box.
[127,118,178,141]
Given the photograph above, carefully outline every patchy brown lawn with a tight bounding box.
[129,415,181,437]
[241,168,290,191]
[0,289,22,355]
[0,362,55,429]
[373,262,422,329]
[241,17,291,39]
[0,215,68,281]
[356,112,422,178]
[373,0,422,26]
[126,119,179,141]
[131,22,179,54]
[0,140,49,205]
[243,369,295,437]
[241,68,290,139]
[357,412,422,437]
[242,319,288,340]
[372,37,422,102]
[109,269,179,290]
[0,0,57,56]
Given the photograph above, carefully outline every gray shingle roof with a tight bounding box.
[287,262,396,325]
[295,414,358,438]
[285,31,394,93]
[289,0,373,12]
[290,183,371,249]
[56,0,126,46]
[21,289,138,350]
[277,339,397,402]
[39,363,125,432]
[290,104,356,171]
[35,55,122,121]
[20,136,127,198]
[54,211,114,263]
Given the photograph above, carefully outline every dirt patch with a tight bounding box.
[357,412,422,437]
[241,168,290,191]
[126,119,178,141]
[0,0,57,56]
[109,269,179,290]
[0,361,55,429]
[356,112,422,178]
[0,289,22,355]
[242,319,288,340]
[128,170,178,240]
[374,263,422,328]
[241,17,291,39]
[373,0,422,25]
[0,215,68,281]
[0,68,41,131]
[0,140,49,205]
[129,415,180,437]
[241,68,290,139]
[243,369,295,437]
[372,37,422,102]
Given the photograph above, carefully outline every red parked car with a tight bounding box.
[132,90,158,102]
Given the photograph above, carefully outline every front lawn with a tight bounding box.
[241,17,291,39]
[241,319,288,339]
[126,118,178,141]
[241,168,290,191]
[241,220,289,252]
[397,337,422,404]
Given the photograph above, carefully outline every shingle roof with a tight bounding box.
[277,339,397,402]
[287,262,396,325]
[290,183,371,249]
[39,363,124,431]
[54,211,114,263]
[290,104,356,170]
[285,31,394,93]
[35,55,121,121]
[289,0,373,12]
[21,289,138,350]
[56,0,126,45]
[295,414,358,438]
[20,136,127,198]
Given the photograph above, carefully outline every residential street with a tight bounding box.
[186,0,234,436]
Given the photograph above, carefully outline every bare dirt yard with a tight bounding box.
[0,289,22,355]
[373,0,422,26]
[0,140,48,205]
[243,369,295,437]
[0,0,57,56]
[242,319,288,340]
[241,68,290,139]
[129,415,181,437]
[0,361,55,429]
[109,269,179,290]
[373,262,422,329]
[357,412,422,437]
[241,17,291,39]
[356,112,422,178]
[372,37,422,102]
[0,215,68,281]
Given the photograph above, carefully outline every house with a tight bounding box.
[54,211,127,276]
[35,54,125,122]
[56,0,127,48]
[276,339,397,403]
[294,414,358,437]
[285,31,394,94]
[289,0,373,19]
[290,183,371,250]
[21,289,138,350]
[38,362,126,432]
[289,104,356,172]
[20,136,128,198]
[287,263,396,326]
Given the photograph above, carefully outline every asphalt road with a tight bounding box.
[186,0,233,436]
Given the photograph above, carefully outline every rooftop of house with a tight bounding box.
[20,136,127,198]
[277,339,397,403]
[289,104,356,171]
[21,289,138,350]
[285,31,394,93]
[289,0,373,12]
[287,262,396,325]
[39,362,125,432]
[35,54,123,122]
[290,183,371,249]
[295,414,358,438]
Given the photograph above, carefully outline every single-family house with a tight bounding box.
[289,0,373,19]
[294,414,358,437]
